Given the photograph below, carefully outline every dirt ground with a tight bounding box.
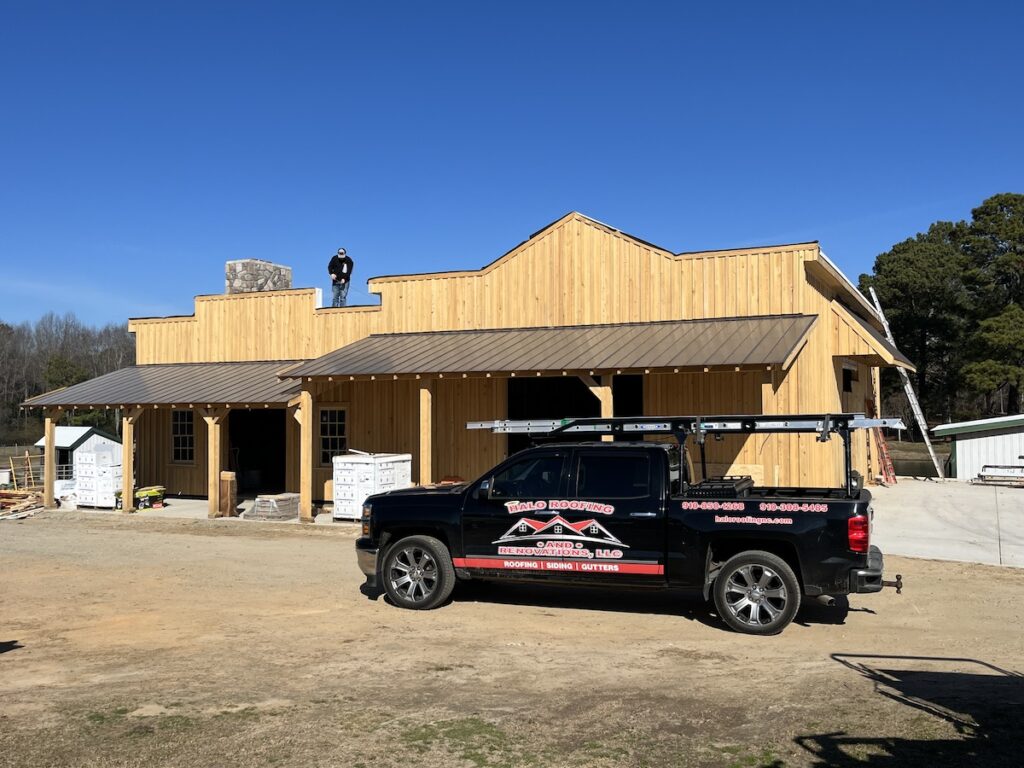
[2,512,1022,768]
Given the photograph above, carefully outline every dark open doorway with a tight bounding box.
[228,409,286,494]
[506,375,643,454]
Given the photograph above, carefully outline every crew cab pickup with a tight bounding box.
[355,414,903,634]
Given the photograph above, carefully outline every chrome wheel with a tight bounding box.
[723,563,788,627]
[387,545,438,604]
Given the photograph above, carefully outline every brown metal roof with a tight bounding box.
[287,315,818,379]
[841,308,916,369]
[23,361,301,408]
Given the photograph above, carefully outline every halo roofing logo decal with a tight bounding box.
[493,515,629,548]
[503,500,615,515]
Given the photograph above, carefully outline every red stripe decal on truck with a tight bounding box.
[452,557,663,575]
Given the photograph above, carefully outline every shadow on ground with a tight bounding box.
[783,654,1024,767]
[448,580,853,629]
[0,640,24,654]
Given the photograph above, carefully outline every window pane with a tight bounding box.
[577,454,650,498]
[319,408,347,465]
[491,455,564,499]
[171,411,194,462]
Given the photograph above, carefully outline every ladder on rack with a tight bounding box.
[869,288,944,480]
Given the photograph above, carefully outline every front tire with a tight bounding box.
[381,535,456,610]
[713,551,800,635]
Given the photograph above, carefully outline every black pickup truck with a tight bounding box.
[355,414,903,634]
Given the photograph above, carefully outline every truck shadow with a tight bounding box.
[778,654,1024,768]
[450,581,853,629]
[0,640,23,654]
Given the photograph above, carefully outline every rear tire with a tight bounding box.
[381,535,456,610]
[713,551,800,635]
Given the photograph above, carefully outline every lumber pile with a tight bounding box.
[0,490,43,520]
[972,465,1024,488]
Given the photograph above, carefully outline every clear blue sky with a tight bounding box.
[2,1,1021,325]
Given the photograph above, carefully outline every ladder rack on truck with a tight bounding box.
[468,414,907,497]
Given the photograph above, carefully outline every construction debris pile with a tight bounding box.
[243,492,300,521]
[0,490,43,520]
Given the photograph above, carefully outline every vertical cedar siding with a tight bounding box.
[128,213,884,488]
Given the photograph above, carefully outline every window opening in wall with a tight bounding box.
[319,408,347,466]
[842,364,859,394]
[171,410,195,463]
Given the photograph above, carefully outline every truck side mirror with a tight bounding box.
[475,479,491,500]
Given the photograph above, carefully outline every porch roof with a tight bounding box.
[23,361,301,409]
[286,315,819,380]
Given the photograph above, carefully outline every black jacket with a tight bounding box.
[328,254,354,285]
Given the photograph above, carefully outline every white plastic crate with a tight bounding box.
[97,476,119,493]
[74,445,124,507]
[76,490,117,508]
[332,452,412,520]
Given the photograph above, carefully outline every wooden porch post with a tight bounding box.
[43,407,63,508]
[298,388,314,521]
[201,409,227,518]
[419,379,433,485]
[580,375,614,441]
[121,408,142,513]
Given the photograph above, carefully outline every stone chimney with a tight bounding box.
[225,259,293,294]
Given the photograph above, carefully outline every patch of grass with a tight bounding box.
[214,706,260,720]
[401,717,536,768]
[85,707,129,725]
[158,715,194,732]
[723,747,781,768]
[580,739,629,760]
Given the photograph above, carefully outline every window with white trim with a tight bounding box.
[171,410,195,463]
[319,407,348,466]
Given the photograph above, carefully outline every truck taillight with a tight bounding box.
[848,514,870,553]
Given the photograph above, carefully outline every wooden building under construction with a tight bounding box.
[27,212,912,518]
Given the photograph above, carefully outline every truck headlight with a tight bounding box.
[361,503,372,536]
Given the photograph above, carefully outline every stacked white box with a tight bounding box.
[332,452,413,520]
[74,446,123,508]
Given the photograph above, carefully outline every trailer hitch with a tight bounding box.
[881,574,903,594]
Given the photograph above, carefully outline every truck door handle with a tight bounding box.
[629,512,658,518]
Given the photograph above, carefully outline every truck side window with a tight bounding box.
[576,453,651,499]
[490,455,564,499]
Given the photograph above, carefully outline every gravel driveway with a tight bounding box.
[1,511,1022,767]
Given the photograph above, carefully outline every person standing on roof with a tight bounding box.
[328,247,354,307]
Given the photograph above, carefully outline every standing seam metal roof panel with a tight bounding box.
[23,361,301,408]
[286,316,819,378]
